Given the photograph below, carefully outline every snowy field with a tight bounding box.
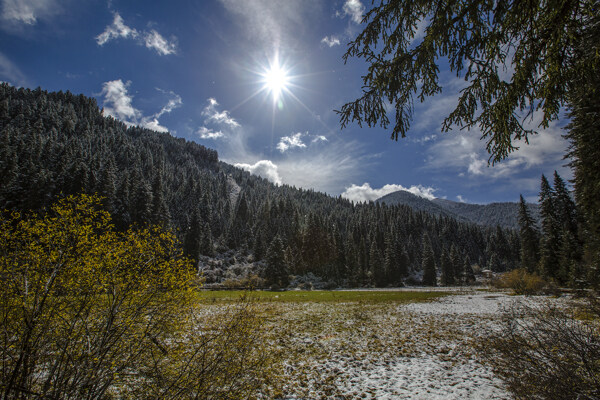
[248,290,570,399]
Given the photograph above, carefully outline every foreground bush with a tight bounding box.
[482,298,600,399]
[0,195,270,399]
[494,268,552,295]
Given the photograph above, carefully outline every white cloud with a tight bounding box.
[201,97,240,128]
[100,79,140,121]
[1,0,59,25]
[139,117,169,133]
[342,0,364,24]
[96,13,138,45]
[197,126,224,139]
[456,195,466,203]
[219,0,321,48]
[100,79,181,133]
[0,51,27,86]
[321,35,340,47]
[277,132,306,152]
[235,160,282,185]
[424,113,571,182]
[96,12,177,55]
[312,135,328,143]
[341,182,437,203]
[154,89,182,118]
[144,30,177,55]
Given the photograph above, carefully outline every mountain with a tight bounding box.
[375,190,469,222]
[0,83,521,287]
[377,190,540,230]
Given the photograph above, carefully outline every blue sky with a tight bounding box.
[0,0,572,204]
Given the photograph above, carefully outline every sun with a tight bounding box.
[261,59,290,101]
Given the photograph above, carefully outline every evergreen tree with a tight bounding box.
[553,171,578,238]
[199,221,214,257]
[370,241,385,287]
[183,209,202,266]
[449,244,460,283]
[421,233,436,286]
[463,256,475,284]
[397,245,410,281]
[518,194,540,273]
[253,232,266,261]
[538,175,560,279]
[98,157,117,213]
[264,236,289,288]
[337,0,595,163]
[566,14,600,286]
[440,248,454,286]
[553,171,580,283]
[151,173,170,227]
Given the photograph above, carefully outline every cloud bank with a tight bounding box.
[234,160,282,185]
[341,183,437,203]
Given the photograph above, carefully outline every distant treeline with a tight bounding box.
[0,83,520,286]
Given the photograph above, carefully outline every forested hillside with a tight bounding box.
[0,84,520,286]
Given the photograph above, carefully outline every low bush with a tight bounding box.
[481,297,600,400]
[494,268,552,295]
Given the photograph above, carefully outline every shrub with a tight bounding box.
[494,268,550,295]
[481,298,600,399]
[0,195,271,399]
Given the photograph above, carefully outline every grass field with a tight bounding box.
[190,289,512,399]
[194,289,450,304]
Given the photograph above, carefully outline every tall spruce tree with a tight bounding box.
[518,194,540,273]
[440,248,454,286]
[421,233,436,286]
[539,175,560,279]
[553,171,580,284]
[566,12,600,287]
[264,235,289,288]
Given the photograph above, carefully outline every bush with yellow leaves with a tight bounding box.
[0,194,270,399]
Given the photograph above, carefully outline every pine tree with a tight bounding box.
[518,194,540,273]
[151,173,170,227]
[553,171,578,237]
[253,232,266,261]
[552,171,580,284]
[421,233,436,286]
[183,209,202,266]
[566,15,600,287]
[337,0,594,163]
[199,221,214,257]
[449,244,460,284]
[440,248,454,286]
[383,232,398,284]
[264,236,289,288]
[463,256,475,284]
[370,241,385,287]
[538,175,560,279]
[397,245,409,281]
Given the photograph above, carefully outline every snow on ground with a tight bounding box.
[269,290,565,399]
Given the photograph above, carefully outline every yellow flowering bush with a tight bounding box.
[0,195,197,398]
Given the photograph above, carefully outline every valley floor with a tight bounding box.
[201,289,571,399]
